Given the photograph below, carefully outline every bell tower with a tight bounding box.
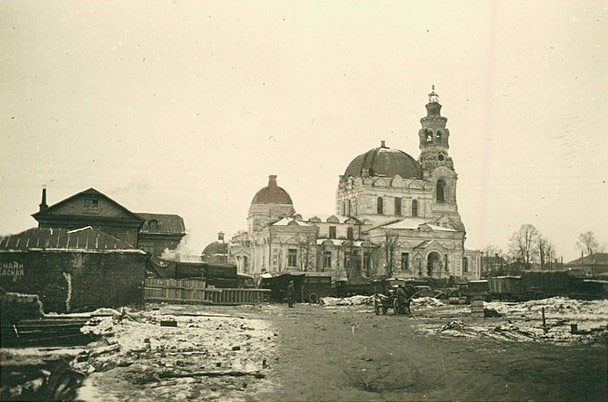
[418,86,454,173]
[417,87,463,231]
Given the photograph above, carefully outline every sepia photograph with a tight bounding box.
[1,1,607,401]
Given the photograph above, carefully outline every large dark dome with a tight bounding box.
[250,175,293,205]
[344,142,422,179]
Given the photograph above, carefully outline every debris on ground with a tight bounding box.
[320,296,373,306]
[418,297,608,344]
[74,304,276,401]
[1,348,86,401]
[411,297,445,309]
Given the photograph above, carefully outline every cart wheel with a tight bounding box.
[308,292,320,304]
[374,300,380,315]
[392,299,400,315]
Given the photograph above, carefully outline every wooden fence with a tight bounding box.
[144,278,269,305]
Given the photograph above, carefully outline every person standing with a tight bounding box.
[286,280,296,308]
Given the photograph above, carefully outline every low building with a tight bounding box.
[0,227,147,312]
[137,213,186,257]
[31,187,185,257]
[566,253,608,276]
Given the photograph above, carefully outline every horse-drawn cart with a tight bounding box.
[373,285,417,315]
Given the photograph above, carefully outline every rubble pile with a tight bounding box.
[418,297,608,344]
[486,297,608,321]
[74,305,276,401]
[1,348,86,401]
[320,296,374,307]
[411,297,444,309]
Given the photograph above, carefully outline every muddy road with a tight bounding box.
[73,302,607,401]
[257,303,607,401]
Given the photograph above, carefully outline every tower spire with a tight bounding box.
[428,85,439,104]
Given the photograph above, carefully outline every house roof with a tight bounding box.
[32,187,144,223]
[0,227,145,253]
[137,213,186,235]
[567,253,608,265]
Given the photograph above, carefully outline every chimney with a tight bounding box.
[380,140,386,148]
[39,187,48,212]
[268,175,278,188]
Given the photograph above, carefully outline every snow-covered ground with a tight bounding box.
[74,304,276,401]
[418,297,608,344]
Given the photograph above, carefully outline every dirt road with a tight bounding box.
[257,303,607,401]
[73,302,607,401]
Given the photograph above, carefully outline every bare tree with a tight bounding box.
[296,235,314,271]
[538,235,556,269]
[509,224,540,271]
[576,231,601,257]
[383,230,400,277]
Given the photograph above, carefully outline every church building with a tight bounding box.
[225,89,481,280]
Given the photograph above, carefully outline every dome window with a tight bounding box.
[437,154,445,162]
[148,219,159,230]
[436,179,446,203]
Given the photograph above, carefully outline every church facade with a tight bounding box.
[226,89,481,280]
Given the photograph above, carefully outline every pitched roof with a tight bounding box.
[32,187,143,222]
[0,227,144,253]
[272,217,311,226]
[567,253,608,265]
[137,213,186,235]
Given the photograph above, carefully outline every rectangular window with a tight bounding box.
[395,198,402,216]
[401,252,409,271]
[84,199,99,213]
[364,253,371,271]
[323,251,332,268]
[329,226,336,239]
[288,249,297,267]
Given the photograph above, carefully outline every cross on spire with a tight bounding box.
[428,85,439,103]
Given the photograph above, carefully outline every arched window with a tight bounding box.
[394,197,402,216]
[436,179,446,203]
[436,131,442,144]
[425,129,433,144]
[412,199,418,217]
[342,201,346,216]
[377,197,384,214]
[148,219,159,230]
[347,227,354,240]
[346,199,351,216]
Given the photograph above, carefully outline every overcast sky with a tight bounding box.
[1,0,607,260]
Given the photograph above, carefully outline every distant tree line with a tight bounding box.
[481,226,604,277]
